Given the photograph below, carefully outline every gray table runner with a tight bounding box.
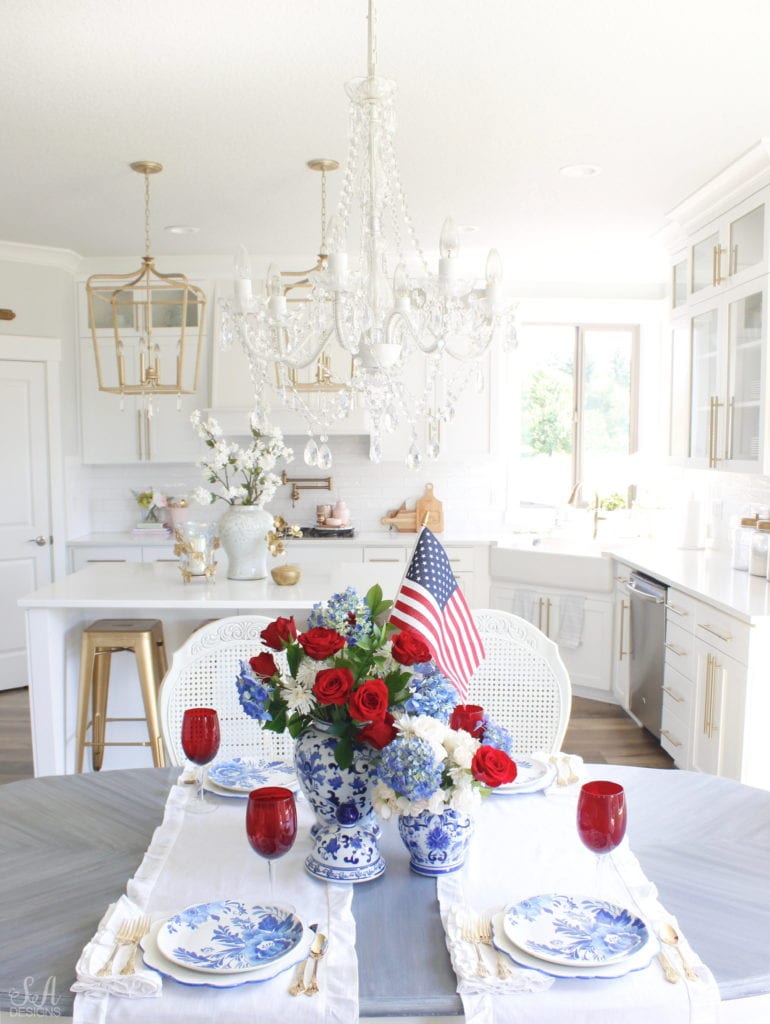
[1,765,769,1017]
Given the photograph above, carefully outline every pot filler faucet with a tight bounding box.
[281,470,333,507]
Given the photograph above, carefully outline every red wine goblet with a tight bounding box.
[181,707,221,814]
[246,787,298,900]
[577,780,626,888]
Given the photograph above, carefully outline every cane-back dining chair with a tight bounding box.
[159,615,294,765]
[467,609,572,755]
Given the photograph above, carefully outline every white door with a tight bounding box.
[0,360,52,690]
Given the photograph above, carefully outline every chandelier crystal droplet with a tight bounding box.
[219,0,518,467]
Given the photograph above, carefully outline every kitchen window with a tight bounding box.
[518,323,640,508]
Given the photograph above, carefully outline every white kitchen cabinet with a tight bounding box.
[688,188,769,302]
[69,544,177,572]
[691,639,747,780]
[683,278,767,472]
[489,582,613,696]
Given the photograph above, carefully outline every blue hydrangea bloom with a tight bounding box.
[404,662,459,723]
[376,735,443,801]
[481,715,514,755]
[236,661,272,722]
[307,586,374,646]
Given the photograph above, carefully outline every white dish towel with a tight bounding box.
[557,595,585,648]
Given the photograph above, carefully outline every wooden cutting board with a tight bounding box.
[415,483,444,533]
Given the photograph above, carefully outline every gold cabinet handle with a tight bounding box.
[708,657,719,738]
[727,396,735,461]
[537,597,544,633]
[703,653,712,735]
[545,598,552,638]
[666,602,688,618]
[660,728,683,748]
[712,244,726,286]
[712,245,718,287]
[662,685,685,703]
[664,642,688,657]
[618,598,626,659]
[700,622,732,643]
[368,558,401,563]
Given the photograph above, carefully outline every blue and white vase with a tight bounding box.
[293,721,385,883]
[398,807,474,876]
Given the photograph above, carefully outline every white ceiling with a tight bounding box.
[4,0,770,287]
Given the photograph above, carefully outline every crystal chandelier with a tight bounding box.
[86,161,206,415]
[220,0,517,468]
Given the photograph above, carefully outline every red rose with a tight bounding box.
[298,627,347,660]
[391,628,432,666]
[260,616,298,650]
[312,667,354,705]
[357,713,398,749]
[471,745,517,788]
[349,678,390,722]
[249,652,278,679]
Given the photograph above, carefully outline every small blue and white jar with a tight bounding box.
[397,807,475,876]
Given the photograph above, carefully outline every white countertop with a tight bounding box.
[19,561,407,610]
[606,542,770,622]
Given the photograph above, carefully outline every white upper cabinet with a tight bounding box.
[666,144,770,474]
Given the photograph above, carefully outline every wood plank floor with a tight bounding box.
[0,687,672,784]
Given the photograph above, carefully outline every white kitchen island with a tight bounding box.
[19,561,405,777]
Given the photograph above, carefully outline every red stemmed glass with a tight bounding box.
[246,787,298,900]
[449,704,485,738]
[577,780,626,889]
[181,707,221,814]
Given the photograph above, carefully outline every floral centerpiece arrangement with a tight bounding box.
[190,410,293,508]
[235,584,518,880]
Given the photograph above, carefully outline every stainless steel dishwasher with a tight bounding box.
[625,571,668,738]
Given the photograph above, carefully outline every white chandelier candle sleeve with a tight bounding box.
[219,0,518,468]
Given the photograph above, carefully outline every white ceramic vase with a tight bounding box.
[217,505,274,580]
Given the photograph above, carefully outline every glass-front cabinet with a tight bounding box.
[689,189,769,301]
[683,279,768,473]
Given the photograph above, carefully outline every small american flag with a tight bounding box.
[390,527,485,699]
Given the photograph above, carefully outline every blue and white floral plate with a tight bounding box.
[142,910,312,988]
[207,757,298,794]
[493,756,556,795]
[155,901,304,975]
[492,909,658,980]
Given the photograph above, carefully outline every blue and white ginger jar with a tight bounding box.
[293,721,385,883]
[398,807,474,876]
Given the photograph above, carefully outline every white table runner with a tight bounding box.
[73,781,358,1024]
[438,782,721,1024]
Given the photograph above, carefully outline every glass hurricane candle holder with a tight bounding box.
[174,522,220,583]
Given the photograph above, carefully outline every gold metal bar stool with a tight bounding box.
[75,618,168,771]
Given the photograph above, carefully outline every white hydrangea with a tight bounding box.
[443,728,480,770]
[396,714,448,762]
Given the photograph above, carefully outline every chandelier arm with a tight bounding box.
[331,295,363,355]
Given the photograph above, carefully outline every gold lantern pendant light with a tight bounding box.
[86,161,206,414]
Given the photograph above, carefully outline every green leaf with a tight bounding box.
[286,643,303,678]
[334,735,354,770]
[365,584,383,612]
[287,717,305,739]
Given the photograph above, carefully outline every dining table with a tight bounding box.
[1,762,769,1023]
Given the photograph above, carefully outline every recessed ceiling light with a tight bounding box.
[559,163,602,178]
[164,224,200,235]
[458,224,479,233]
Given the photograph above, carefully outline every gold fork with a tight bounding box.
[119,915,151,976]
[477,916,513,979]
[97,919,141,977]
[461,919,490,978]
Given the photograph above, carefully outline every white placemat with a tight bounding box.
[438,774,721,1024]
[73,778,357,1024]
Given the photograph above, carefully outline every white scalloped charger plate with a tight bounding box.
[493,756,556,795]
[491,911,659,980]
[142,916,312,987]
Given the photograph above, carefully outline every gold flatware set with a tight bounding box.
[97,915,151,977]
[289,930,328,996]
